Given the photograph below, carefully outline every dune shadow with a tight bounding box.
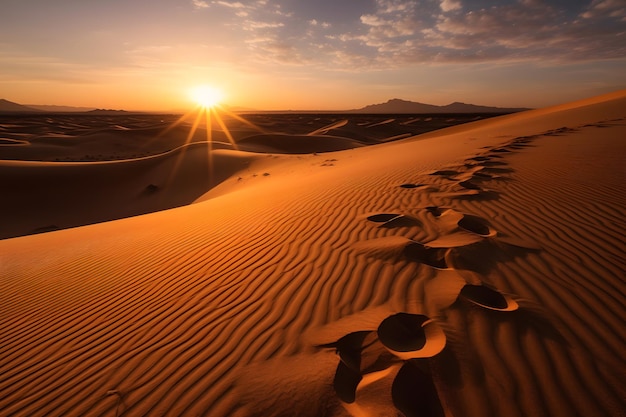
[30,225,60,235]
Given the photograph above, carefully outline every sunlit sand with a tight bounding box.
[1,90,625,416]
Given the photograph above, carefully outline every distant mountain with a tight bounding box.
[0,100,131,114]
[352,98,529,114]
[26,104,96,112]
[86,109,129,115]
[0,99,40,113]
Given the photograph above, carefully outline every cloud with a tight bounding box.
[440,0,461,12]
[191,0,209,9]
[332,0,626,67]
[187,0,625,70]
[214,1,246,9]
[244,20,284,30]
[309,19,331,28]
[581,0,626,20]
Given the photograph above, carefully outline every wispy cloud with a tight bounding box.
[214,1,246,9]
[191,0,209,9]
[581,0,626,20]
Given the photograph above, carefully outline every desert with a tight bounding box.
[1,89,625,416]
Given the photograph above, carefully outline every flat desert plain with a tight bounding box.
[1,90,625,417]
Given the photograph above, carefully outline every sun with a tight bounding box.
[189,85,224,109]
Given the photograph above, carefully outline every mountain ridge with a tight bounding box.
[0,99,40,113]
[352,98,530,114]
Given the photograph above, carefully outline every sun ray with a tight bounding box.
[154,86,272,198]
[163,106,206,190]
[217,106,269,135]
[205,107,213,187]
[211,106,238,151]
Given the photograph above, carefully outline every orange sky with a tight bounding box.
[1,0,625,111]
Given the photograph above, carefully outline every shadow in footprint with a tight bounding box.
[399,183,426,189]
[430,169,459,177]
[377,313,447,360]
[458,214,493,237]
[425,206,444,217]
[378,314,428,352]
[392,361,446,417]
[334,361,362,403]
[319,331,373,370]
[367,214,420,228]
[459,284,518,311]
[458,180,482,190]
[467,156,491,162]
[367,213,400,222]
[404,242,448,269]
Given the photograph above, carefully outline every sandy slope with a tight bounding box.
[0,144,263,240]
[0,91,625,417]
[0,112,486,240]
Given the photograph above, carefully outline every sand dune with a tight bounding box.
[0,143,261,240]
[1,90,625,416]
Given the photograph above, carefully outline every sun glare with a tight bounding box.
[190,85,223,109]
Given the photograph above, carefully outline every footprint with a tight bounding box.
[325,313,446,407]
[458,180,482,191]
[458,284,519,311]
[457,214,495,237]
[425,206,444,217]
[477,160,508,167]
[467,155,491,162]
[471,171,497,180]
[333,361,362,403]
[320,331,373,371]
[430,169,459,177]
[367,214,420,228]
[399,183,426,189]
[403,242,448,269]
[377,313,446,360]
[391,361,446,417]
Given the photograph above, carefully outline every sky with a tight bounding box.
[1,0,625,111]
